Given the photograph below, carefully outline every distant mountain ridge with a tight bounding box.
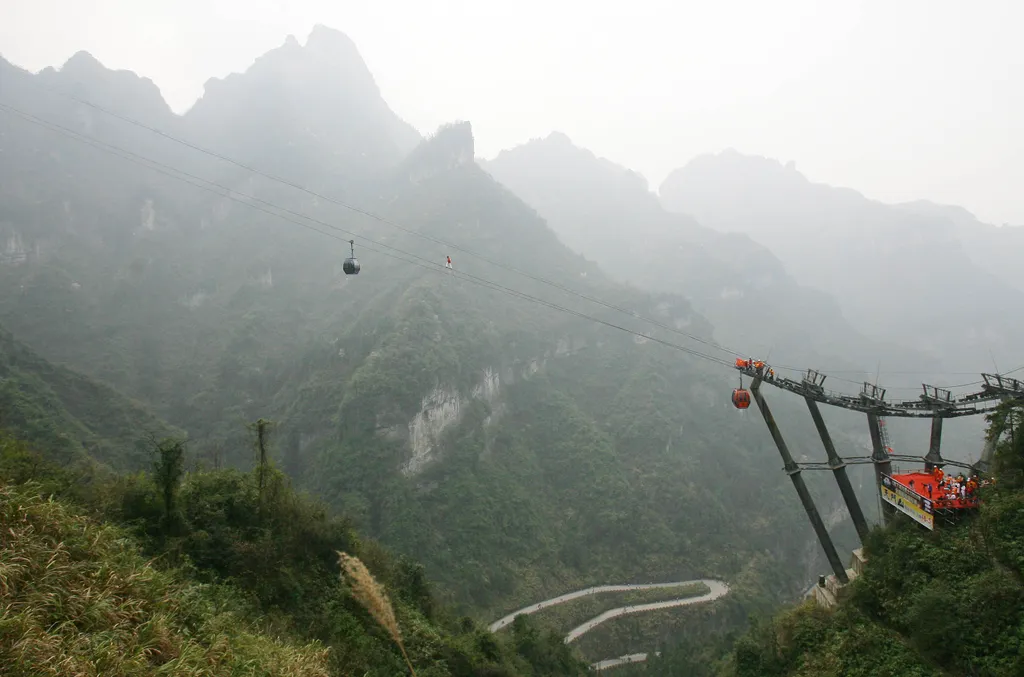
[894,199,1024,294]
[482,133,929,375]
[2,25,421,183]
[39,49,175,122]
[659,149,1024,374]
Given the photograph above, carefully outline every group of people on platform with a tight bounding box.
[935,467,978,501]
[910,466,991,508]
[735,357,776,380]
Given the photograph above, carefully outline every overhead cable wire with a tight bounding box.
[39,84,1024,386]
[25,83,1024,386]
[18,82,746,360]
[2,100,1020,392]
[0,102,735,369]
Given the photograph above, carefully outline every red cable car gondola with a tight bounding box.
[732,388,751,409]
[732,377,751,410]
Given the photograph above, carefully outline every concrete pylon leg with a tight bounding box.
[750,379,849,584]
[805,397,870,543]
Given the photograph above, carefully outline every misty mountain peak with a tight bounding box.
[489,131,645,192]
[33,49,174,122]
[668,149,810,189]
[60,50,105,75]
[306,23,361,54]
[186,24,421,171]
[658,149,822,221]
[544,131,575,147]
[421,120,475,160]
[197,24,379,102]
[437,120,474,151]
[489,131,590,166]
[56,50,162,96]
[403,121,475,181]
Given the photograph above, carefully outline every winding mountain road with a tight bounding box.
[592,652,658,670]
[564,579,729,643]
[488,579,728,633]
[488,578,730,669]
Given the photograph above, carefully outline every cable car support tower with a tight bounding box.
[735,362,1024,588]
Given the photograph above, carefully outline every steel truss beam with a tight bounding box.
[788,455,976,472]
[734,367,1023,419]
[737,362,1021,577]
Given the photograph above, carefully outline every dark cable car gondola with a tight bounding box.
[732,376,751,410]
[343,239,360,275]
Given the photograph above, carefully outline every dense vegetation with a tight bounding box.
[0,480,332,677]
[0,428,588,676]
[636,401,1024,677]
[0,323,178,470]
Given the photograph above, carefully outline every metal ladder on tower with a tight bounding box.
[878,416,894,457]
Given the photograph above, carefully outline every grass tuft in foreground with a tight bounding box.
[0,482,331,677]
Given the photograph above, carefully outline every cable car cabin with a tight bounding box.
[343,239,360,275]
[732,388,751,409]
[880,471,981,531]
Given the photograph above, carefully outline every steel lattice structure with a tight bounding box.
[735,364,1024,584]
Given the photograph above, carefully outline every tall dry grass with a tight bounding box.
[337,551,418,677]
[0,482,331,677]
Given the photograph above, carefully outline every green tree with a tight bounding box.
[249,417,274,505]
[151,436,185,534]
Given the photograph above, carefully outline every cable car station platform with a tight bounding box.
[732,358,1022,590]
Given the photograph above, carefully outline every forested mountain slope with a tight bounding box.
[0,322,178,471]
[0,431,588,677]
[0,25,859,627]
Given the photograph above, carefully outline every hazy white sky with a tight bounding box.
[1,0,1022,225]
